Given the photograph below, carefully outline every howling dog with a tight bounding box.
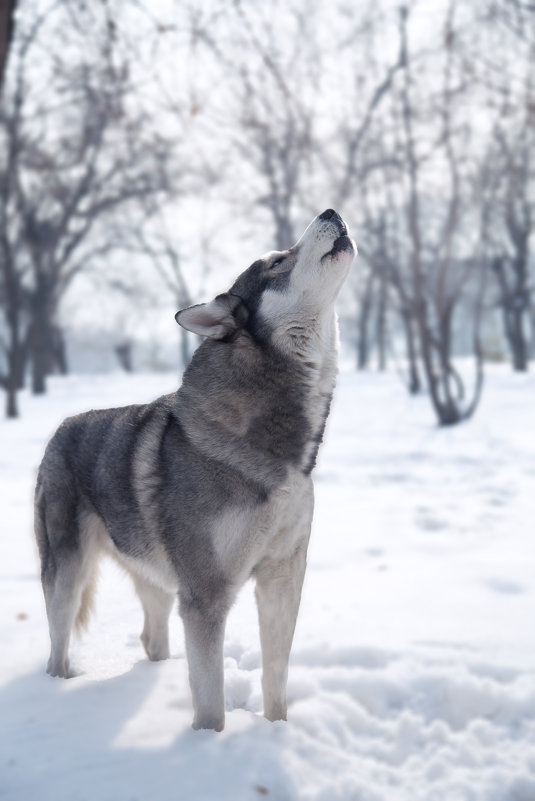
[35,209,356,731]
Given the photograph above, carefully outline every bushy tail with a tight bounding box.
[34,477,50,578]
[35,473,99,635]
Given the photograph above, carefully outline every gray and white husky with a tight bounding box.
[35,209,355,731]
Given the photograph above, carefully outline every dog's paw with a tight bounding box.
[46,658,76,679]
[192,714,225,732]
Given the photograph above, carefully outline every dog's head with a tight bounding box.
[176,209,356,352]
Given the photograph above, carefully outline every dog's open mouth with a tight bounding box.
[322,234,354,261]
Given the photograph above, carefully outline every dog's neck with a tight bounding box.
[174,312,340,489]
[281,310,340,475]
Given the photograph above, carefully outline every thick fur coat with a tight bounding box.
[35,209,356,730]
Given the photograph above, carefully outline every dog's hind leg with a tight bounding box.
[36,499,101,678]
[132,574,174,661]
[43,555,84,678]
[254,537,309,722]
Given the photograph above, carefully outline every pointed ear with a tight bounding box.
[175,293,248,340]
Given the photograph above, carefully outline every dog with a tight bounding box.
[34,209,355,731]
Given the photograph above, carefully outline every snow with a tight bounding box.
[1,366,535,801]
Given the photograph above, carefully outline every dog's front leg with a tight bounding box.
[180,596,227,731]
[254,538,309,722]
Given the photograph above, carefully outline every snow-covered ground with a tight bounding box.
[1,366,534,801]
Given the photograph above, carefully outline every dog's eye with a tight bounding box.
[270,258,284,270]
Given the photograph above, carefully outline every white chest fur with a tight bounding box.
[211,470,314,585]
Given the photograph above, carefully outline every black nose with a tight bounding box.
[319,209,337,221]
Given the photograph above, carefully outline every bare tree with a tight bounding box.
[488,0,535,43]
[480,2,535,370]
[392,2,488,424]
[490,110,534,371]
[356,200,423,391]
[119,220,196,370]
[0,2,174,414]
[0,0,17,88]
[185,0,410,254]
[186,0,317,249]
[0,7,42,417]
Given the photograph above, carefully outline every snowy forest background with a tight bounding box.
[1,0,534,424]
[2,4,535,800]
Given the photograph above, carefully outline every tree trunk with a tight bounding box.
[6,339,21,417]
[29,273,58,394]
[357,271,375,370]
[493,257,530,373]
[509,307,528,371]
[31,313,49,394]
[401,309,421,394]
[52,326,68,375]
[376,273,388,372]
[2,327,21,418]
[0,0,17,89]
[16,326,31,389]
[115,342,133,372]
[273,212,294,252]
[1,253,22,416]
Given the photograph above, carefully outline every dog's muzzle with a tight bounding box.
[318,208,348,237]
[318,209,353,260]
